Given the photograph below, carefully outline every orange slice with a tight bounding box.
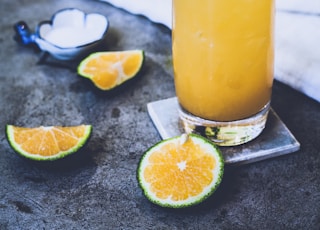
[6,125,92,161]
[77,50,144,90]
[137,134,224,208]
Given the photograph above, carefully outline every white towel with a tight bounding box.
[102,0,320,103]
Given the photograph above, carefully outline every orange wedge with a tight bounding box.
[77,50,144,90]
[6,125,92,161]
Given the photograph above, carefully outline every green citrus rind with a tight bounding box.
[137,133,224,208]
[77,50,144,90]
[6,125,92,161]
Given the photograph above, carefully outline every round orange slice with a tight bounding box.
[77,50,144,90]
[137,133,224,208]
[6,125,92,161]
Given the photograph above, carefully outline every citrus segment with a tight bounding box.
[77,50,144,90]
[137,134,224,208]
[6,125,92,161]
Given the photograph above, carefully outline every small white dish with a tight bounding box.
[15,8,109,60]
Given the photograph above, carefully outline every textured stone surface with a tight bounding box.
[0,0,319,229]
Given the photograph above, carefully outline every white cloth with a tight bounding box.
[101,0,320,103]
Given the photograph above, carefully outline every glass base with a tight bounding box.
[178,103,270,146]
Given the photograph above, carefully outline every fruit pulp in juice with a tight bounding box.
[172,0,274,121]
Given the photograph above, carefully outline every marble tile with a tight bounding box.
[147,97,300,165]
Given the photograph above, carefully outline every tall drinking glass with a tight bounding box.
[172,0,275,146]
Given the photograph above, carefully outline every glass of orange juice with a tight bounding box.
[172,0,275,146]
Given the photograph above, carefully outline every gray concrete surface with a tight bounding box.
[0,0,319,229]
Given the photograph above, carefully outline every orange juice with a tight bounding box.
[172,0,274,121]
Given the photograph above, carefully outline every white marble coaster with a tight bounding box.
[147,97,300,165]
